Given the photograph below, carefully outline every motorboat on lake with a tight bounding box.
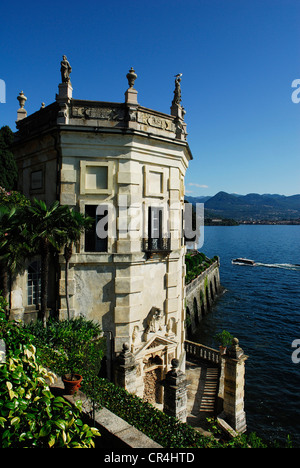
[231,258,256,266]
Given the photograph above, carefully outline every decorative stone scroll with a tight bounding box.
[71,106,125,121]
[137,111,175,133]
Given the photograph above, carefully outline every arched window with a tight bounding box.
[193,297,199,326]
[186,307,192,338]
[27,261,41,307]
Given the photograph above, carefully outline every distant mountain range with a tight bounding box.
[185,191,300,223]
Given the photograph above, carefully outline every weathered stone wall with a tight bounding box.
[185,260,221,335]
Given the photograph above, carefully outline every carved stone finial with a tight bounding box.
[171,358,179,369]
[60,55,72,83]
[227,337,245,359]
[122,342,130,352]
[17,91,27,109]
[126,67,137,88]
[16,91,27,122]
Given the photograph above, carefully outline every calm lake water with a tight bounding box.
[191,225,300,446]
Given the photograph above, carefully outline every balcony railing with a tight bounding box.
[184,340,221,366]
[142,237,171,256]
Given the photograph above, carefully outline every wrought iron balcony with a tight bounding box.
[142,237,171,257]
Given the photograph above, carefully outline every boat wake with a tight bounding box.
[255,262,300,271]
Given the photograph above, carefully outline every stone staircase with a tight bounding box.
[185,351,220,434]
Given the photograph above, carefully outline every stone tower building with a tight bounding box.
[11,59,193,402]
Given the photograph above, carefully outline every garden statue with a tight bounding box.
[60,55,72,83]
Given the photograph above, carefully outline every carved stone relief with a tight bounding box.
[143,307,164,341]
[137,112,175,132]
[71,106,125,121]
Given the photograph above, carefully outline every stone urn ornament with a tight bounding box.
[17,91,27,109]
[126,67,137,88]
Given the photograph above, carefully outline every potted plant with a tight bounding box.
[53,343,84,395]
[62,372,82,395]
[214,330,234,354]
[25,317,105,396]
[60,317,105,395]
[61,336,104,396]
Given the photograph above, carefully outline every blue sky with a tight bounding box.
[0,0,299,196]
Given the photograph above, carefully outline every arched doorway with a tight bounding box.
[210,281,214,301]
[143,355,163,404]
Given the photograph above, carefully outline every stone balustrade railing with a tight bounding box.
[184,339,221,365]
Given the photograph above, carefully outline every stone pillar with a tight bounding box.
[125,67,138,104]
[9,273,25,322]
[217,355,225,413]
[222,338,248,433]
[114,342,137,394]
[162,358,188,423]
[56,82,73,124]
[124,67,139,130]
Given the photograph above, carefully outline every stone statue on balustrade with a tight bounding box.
[60,55,72,83]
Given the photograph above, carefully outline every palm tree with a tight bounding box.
[0,197,92,322]
[58,208,93,320]
[24,199,67,324]
[25,200,93,322]
[0,205,31,316]
[0,206,17,306]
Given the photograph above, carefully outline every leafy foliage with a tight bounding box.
[25,317,105,381]
[0,312,100,448]
[1,197,93,321]
[0,126,17,191]
[214,330,234,347]
[0,186,30,208]
[80,377,279,448]
[185,251,218,284]
[0,202,32,304]
[84,377,221,448]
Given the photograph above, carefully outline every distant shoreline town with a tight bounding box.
[186,191,300,226]
[205,218,300,226]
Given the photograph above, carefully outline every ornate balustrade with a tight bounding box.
[184,340,221,366]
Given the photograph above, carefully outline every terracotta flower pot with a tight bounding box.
[62,374,82,395]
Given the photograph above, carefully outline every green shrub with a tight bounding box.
[86,378,220,448]
[185,252,218,284]
[214,330,234,347]
[25,317,105,381]
[0,314,100,448]
[81,378,275,448]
